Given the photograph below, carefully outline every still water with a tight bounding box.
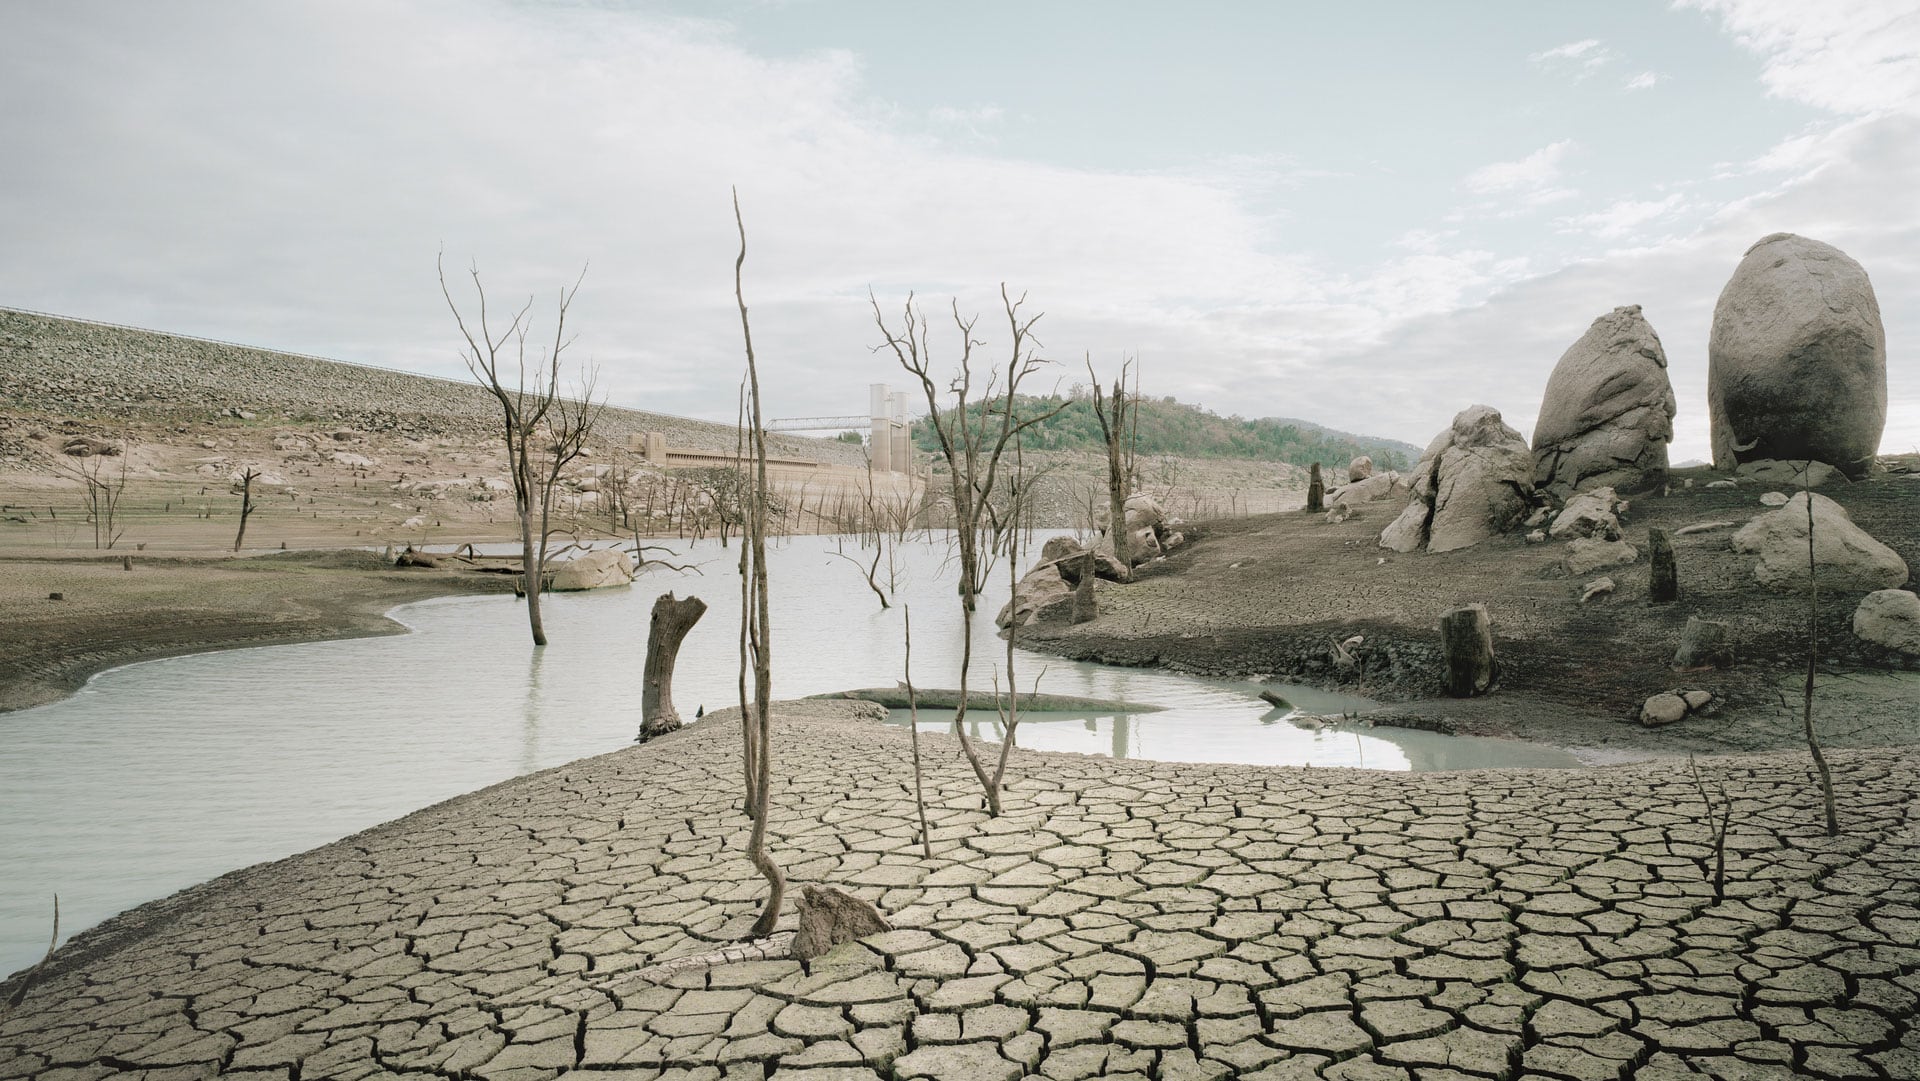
[0,534,1576,974]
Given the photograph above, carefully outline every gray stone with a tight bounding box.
[1532,305,1676,497]
[1729,492,1909,592]
[1738,459,1839,488]
[1379,406,1534,554]
[548,549,635,592]
[1853,589,1920,655]
[1564,538,1638,576]
[1348,455,1374,482]
[1709,233,1887,477]
[1579,577,1616,604]
[995,562,1072,630]
[1640,693,1688,727]
[1550,486,1622,540]
[1760,491,1789,507]
[1673,617,1732,669]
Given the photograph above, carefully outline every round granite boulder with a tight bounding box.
[1532,305,1676,498]
[1708,233,1886,478]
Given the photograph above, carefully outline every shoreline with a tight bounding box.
[0,548,516,714]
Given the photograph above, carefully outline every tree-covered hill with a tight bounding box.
[912,393,1419,473]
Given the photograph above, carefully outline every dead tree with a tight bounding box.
[1439,603,1496,696]
[641,593,707,741]
[55,446,130,550]
[439,253,602,646]
[1086,356,1135,570]
[1688,756,1733,902]
[903,606,931,858]
[733,190,785,937]
[233,468,261,552]
[872,285,1067,816]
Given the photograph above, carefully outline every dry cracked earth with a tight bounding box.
[2,701,1916,1081]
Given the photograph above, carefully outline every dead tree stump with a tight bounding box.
[791,885,890,960]
[1439,603,1496,697]
[1673,616,1732,669]
[641,592,707,741]
[1306,462,1325,513]
[1070,553,1097,624]
[1649,526,1677,603]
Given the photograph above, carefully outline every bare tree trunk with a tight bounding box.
[734,190,785,938]
[1649,526,1678,603]
[1439,603,1495,697]
[1306,462,1325,513]
[233,469,258,552]
[641,592,707,741]
[1802,487,1837,835]
[904,606,931,858]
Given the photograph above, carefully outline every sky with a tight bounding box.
[2,0,1916,460]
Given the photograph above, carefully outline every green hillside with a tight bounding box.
[911,394,1418,473]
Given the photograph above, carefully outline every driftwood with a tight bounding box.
[1438,603,1495,697]
[1649,526,1677,603]
[811,688,1165,713]
[640,592,707,741]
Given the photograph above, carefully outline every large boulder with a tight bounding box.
[1729,492,1908,592]
[1123,493,1165,532]
[1531,305,1676,497]
[1708,234,1887,478]
[1348,456,1374,482]
[1328,470,1408,510]
[547,548,635,591]
[995,562,1073,629]
[1549,486,1622,540]
[1853,589,1920,655]
[1380,406,1535,554]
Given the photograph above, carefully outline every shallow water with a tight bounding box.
[0,533,1575,974]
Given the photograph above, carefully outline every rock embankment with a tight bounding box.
[0,308,865,466]
[1,705,1914,1079]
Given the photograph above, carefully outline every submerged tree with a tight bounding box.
[54,443,130,550]
[1086,355,1136,571]
[232,467,262,553]
[872,285,1067,816]
[733,191,785,936]
[439,254,603,646]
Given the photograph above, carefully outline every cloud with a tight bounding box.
[1624,70,1666,91]
[1529,38,1619,77]
[1462,140,1579,195]
[1679,0,1920,115]
[1555,193,1689,241]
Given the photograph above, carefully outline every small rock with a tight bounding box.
[1579,577,1615,604]
[1526,530,1547,544]
[1705,480,1738,489]
[1674,521,1735,536]
[1681,689,1714,711]
[1640,693,1689,727]
[1325,503,1356,523]
[1564,537,1638,576]
[1674,616,1733,669]
[1759,491,1788,507]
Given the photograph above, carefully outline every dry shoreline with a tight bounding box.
[0,548,515,713]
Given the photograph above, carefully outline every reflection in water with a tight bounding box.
[0,533,1579,976]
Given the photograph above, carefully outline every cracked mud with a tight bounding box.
[2,700,1915,1080]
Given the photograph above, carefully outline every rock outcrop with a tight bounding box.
[1380,406,1534,554]
[1549,486,1622,541]
[1531,305,1676,497]
[1729,492,1908,592]
[547,548,635,591]
[1708,234,1887,478]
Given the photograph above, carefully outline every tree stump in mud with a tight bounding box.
[641,592,707,741]
[1070,553,1097,624]
[1306,462,1325,513]
[791,885,891,960]
[1649,527,1677,603]
[1439,603,1496,697]
[1674,616,1732,669]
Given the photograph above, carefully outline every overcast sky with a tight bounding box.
[3,1,1915,460]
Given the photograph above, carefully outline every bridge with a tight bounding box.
[766,384,915,472]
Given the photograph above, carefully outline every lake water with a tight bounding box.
[0,533,1578,975]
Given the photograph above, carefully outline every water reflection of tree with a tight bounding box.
[521,649,546,776]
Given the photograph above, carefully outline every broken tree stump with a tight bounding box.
[1649,526,1677,603]
[790,885,890,961]
[1673,616,1732,669]
[1439,603,1496,697]
[640,591,707,741]
[1070,553,1097,624]
[1306,462,1325,513]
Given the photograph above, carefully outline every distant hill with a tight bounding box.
[912,393,1420,473]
